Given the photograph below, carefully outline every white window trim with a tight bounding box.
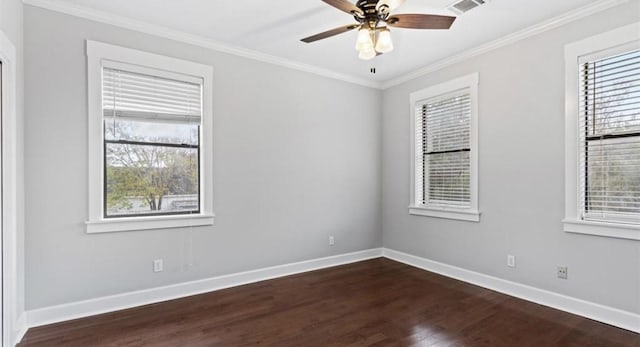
[86,41,214,233]
[563,22,640,241]
[409,73,480,222]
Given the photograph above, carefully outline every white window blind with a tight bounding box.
[415,89,471,208]
[102,67,202,124]
[579,48,640,224]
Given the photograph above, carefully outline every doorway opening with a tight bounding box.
[0,29,19,346]
[0,58,4,347]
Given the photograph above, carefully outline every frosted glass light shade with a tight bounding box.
[358,47,376,60]
[375,28,393,53]
[355,28,374,51]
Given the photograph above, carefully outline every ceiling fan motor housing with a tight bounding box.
[355,0,390,29]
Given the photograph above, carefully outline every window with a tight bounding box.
[86,41,214,233]
[409,73,479,222]
[103,67,202,218]
[564,23,640,240]
[580,50,640,223]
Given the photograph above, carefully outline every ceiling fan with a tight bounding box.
[301,0,456,60]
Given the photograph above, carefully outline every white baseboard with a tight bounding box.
[21,246,639,342]
[26,248,383,329]
[383,248,640,333]
[12,313,27,346]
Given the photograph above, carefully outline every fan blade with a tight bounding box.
[301,24,359,43]
[387,14,456,29]
[322,0,363,16]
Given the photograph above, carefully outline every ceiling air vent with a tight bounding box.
[447,0,490,15]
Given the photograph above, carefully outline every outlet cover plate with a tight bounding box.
[557,266,568,279]
[153,259,164,272]
[507,255,516,268]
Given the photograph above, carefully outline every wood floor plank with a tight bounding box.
[18,258,639,346]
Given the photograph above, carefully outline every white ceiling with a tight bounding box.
[46,0,605,82]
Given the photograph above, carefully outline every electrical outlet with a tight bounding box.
[153,259,164,273]
[329,236,335,246]
[507,255,516,268]
[557,266,568,279]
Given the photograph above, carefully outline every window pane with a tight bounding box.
[584,51,640,136]
[586,137,640,216]
[424,95,470,153]
[104,119,198,146]
[426,151,470,206]
[105,143,199,217]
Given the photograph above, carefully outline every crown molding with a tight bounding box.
[22,0,629,91]
[382,0,630,89]
[22,0,383,90]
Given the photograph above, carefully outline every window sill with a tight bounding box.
[409,206,480,222]
[562,219,640,241]
[86,214,215,234]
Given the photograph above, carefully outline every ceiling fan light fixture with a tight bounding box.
[302,0,456,61]
[355,28,374,51]
[376,0,405,12]
[375,28,394,53]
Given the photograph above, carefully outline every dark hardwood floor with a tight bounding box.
[19,258,639,346]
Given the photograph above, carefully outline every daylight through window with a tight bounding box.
[416,90,471,208]
[102,67,202,218]
[409,73,479,222]
[580,49,640,224]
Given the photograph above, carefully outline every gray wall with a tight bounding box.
[22,0,640,316]
[1,0,23,44]
[24,6,382,310]
[382,1,640,314]
[1,0,25,328]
